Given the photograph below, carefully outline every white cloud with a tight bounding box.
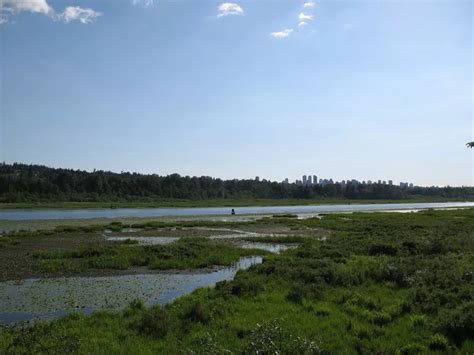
[217,3,243,18]
[298,12,313,22]
[0,0,101,25]
[132,0,155,6]
[57,6,101,24]
[0,0,52,15]
[270,28,293,38]
[298,21,307,27]
[303,1,315,8]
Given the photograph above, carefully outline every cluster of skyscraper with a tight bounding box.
[284,175,414,188]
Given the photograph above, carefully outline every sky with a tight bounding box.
[0,0,472,187]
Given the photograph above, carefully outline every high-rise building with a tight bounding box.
[388,180,393,185]
[302,175,307,185]
[307,175,312,185]
[313,175,317,185]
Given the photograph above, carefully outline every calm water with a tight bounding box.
[0,202,473,221]
[0,256,262,324]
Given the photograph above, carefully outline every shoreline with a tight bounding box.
[1,197,473,210]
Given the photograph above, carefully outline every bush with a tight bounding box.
[230,276,262,297]
[187,332,230,354]
[139,306,171,338]
[243,320,321,354]
[437,301,474,344]
[410,315,427,328]
[369,243,398,256]
[371,311,392,326]
[314,307,331,317]
[286,285,304,304]
[123,299,145,317]
[428,334,449,351]
[183,299,211,324]
[398,343,426,354]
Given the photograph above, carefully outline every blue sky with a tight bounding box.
[0,0,472,186]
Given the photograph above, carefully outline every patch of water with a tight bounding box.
[0,256,262,325]
[296,214,322,220]
[105,236,180,245]
[239,242,293,253]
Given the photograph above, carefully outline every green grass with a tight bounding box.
[33,237,269,272]
[1,208,473,353]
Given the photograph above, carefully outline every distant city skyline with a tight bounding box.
[290,174,414,188]
[1,0,472,187]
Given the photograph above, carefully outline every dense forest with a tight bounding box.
[0,163,472,203]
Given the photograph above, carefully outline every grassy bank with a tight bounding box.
[1,209,473,353]
[1,197,471,210]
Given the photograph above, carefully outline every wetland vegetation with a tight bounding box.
[0,208,473,353]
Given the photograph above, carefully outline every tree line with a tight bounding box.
[0,163,472,203]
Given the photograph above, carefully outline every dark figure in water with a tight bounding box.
[231,208,235,215]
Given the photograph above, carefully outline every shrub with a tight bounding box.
[243,320,321,354]
[183,299,211,324]
[410,315,427,328]
[139,306,171,338]
[369,243,398,256]
[437,301,474,344]
[187,332,231,354]
[230,276,262,297]
[398,343,426,354]
[286,285,304,304]
[428,334,449,351]
[371,311,392,326]
[124,299,145,316]
[314,307,331,317]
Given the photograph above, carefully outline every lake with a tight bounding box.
[0,201,473,220]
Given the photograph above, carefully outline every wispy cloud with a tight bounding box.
[297,11,314,28]
[131,0,155,7]
[303,1,316,8]
[57,7,101,24]
[0,0,100,25]
[217,3,244,18]
[270,28,293,38]
[298,12,313,22]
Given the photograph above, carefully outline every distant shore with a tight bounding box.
[1,197,473,210]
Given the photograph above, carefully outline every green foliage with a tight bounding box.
[216,273,263,298]
[428,334,449,350]
[437,301,474,344]
[182,299,211,324]
[139,306,171,338]
[243,320,321,354]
